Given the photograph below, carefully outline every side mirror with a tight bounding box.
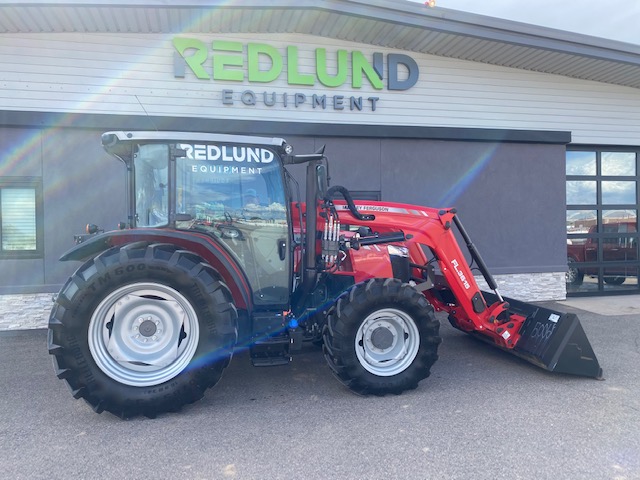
[283,145,326,165]
[283,153,324,165]
[316,164,329,198]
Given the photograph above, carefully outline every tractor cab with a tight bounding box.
[102,131,294,307]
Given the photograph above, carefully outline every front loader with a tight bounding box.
[48,131,601,418]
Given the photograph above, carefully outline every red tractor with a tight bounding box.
[49,131,602,418]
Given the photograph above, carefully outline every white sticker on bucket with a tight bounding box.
[502,331,511,340]
[549,314,560,323]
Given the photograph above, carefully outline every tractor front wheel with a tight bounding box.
[48,243,237,418]
[323,278,441,395]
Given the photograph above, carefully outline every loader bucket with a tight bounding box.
[482,292,603,379]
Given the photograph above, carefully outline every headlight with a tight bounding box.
[387,245,409,257]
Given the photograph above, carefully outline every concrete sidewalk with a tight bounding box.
[558,294,640,316]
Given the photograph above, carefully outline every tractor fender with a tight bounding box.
[59,229,252,310]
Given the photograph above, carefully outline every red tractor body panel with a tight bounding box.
[293,200,526,349]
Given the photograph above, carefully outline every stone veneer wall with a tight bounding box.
[0,273,565,330]
[0,294,54,330]
[473,272,567,302]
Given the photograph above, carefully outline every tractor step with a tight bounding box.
[251,356,291,367]
[250,334,291,367]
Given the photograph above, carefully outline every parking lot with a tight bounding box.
[1,299,639,480]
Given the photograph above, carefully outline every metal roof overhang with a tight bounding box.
[2,0,640,89]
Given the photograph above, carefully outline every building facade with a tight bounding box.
[1,1,639,328]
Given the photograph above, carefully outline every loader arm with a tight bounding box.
[328,200,602,378]
[331,201,522,349]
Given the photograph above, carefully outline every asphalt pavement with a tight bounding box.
[1,298,639,480]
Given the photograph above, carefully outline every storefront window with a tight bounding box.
[566,151,596,176]
[601,152,636,176]
[0,179,43,258]
[602,209,637,228]
[566,210,596,234]
[566,149,639,295]
[601,181,636,204]
[566,180,597,205]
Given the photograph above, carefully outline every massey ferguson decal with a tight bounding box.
[335,205,429,216]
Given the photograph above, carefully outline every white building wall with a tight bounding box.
[1,33,640,145]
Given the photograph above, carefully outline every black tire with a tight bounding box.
[604,276,625,285]
[566,257,584,286]
[48,243,237,418]
[322,278,441,396]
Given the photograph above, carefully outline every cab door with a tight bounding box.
[173,143,292,307]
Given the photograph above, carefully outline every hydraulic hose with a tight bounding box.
[324,185,375,221]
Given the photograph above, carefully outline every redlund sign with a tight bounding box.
[173,38,420,112]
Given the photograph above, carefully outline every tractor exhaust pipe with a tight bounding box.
[301,158,321,295]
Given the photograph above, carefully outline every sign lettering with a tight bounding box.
[173,38,419,91]
[179,144,274,164]
[172,38,420,113]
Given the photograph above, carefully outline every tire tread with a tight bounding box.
[323,278,441,396]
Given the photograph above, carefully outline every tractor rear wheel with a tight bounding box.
[48,243,237,418]
[323,278,441,395]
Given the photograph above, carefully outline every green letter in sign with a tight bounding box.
[352,51,383,90]
[248,43,283,83]
[212,41,244,82]
[316,49,347,88]
[173,38,210,80]
[287,46,315,86]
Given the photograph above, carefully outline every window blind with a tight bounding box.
[1,188,37,251]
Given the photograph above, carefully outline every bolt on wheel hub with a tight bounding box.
[370,326,395,350]
[138,318,158,337]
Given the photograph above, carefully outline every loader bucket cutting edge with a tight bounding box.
[481,292,603,379]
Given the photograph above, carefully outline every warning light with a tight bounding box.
[425,0,436,6]
[86,223,99,234]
